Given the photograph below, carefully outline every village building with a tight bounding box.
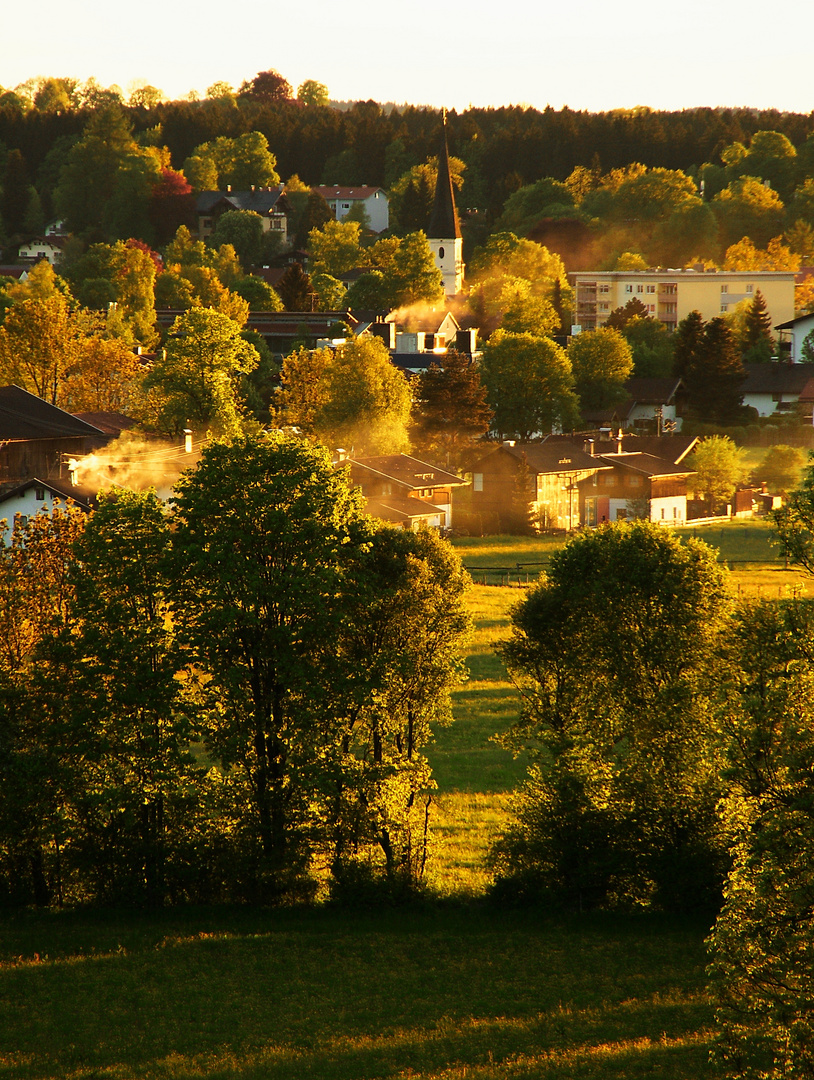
[341,452,467,531]
[196,186,290,244]
[312,186,389,233]
[0,385,106,487]
[427,116,465,298]
[572,270,795,332]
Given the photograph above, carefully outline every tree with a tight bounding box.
[603,297,649,330]
[713,177,786,251]
[802,328,814,362]
[140,307,259,436]
[183,133,280,192]
[740,289,775,362]
[492,522,729,911]
[63,489,192,904]
[62,332,144,413]
[315,336,412,454]
[297,80,329,108]
[63,240,158,348]
[567,328,634,412]
[771,454,814,574]
[384,230,444,308]
[410,350,493,470]
[469,232,570,322]
[0,503,87,906]
[751,444,805,496]
[167,433,368,896]
[0,295,80,405]
[689,435,747,513]
[274,345,333,434]
[327,525,470,893]
[54,105,162,240]
[481,331,579,440]
[275,263,316,311]
[621,316,675,378]
[239,69,293,103]
[209,210,265,269]
[708,599,814,1079]
[309,219,365,279]
[680,315,746,423]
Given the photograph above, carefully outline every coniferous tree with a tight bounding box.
[741,289,774,362]
[690,317,746,423]
[410,350,493,470]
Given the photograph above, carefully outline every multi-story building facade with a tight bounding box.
[572,270,796,332]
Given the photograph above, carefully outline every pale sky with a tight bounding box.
[3,0,814,115]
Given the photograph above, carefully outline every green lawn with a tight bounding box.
[0,905,718,1080]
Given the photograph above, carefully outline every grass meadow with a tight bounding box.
[5,520,803,1079]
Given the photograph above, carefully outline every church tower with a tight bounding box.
[427,113,464,298]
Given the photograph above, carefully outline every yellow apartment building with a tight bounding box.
[572,270,796,332]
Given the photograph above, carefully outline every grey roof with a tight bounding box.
[427,119,461,240]
[196,186,287,215]
[623,377,683,404]
[481,441,606,475]
[596,452,693,478]
[365,495,445,523]
[348,454,465,489]
[0,386,105,440]
[742,363,814,394]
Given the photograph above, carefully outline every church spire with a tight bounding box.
[428,110,461,241]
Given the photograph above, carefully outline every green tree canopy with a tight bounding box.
[481,330,579,439]
[141,307,259,436]
[492,522,729,911]
[567,327,634,411]
[688,435,747,512]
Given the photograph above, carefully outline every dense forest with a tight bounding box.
[3,72,814,272]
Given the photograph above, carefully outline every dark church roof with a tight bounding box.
[427,117,461,241]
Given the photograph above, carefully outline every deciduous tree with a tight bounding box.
[481,330,579,439]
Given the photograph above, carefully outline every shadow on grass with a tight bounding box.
[0,905,718,1080]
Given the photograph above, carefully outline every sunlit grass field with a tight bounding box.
[6,521,801,1079]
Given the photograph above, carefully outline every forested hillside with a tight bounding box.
[3,72,814,271]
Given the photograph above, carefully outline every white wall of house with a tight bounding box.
[650,495,686,524]
[607,495,685,523]
[742,392,800,418]
[626,402,682,432]
[0,486,84,540]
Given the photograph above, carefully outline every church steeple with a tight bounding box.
[427,110,464,297]
[428,111,461,241]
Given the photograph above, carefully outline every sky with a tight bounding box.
[3,0,814,116]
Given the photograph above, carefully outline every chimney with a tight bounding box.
[583,439,594,456]
[616,429,624,454]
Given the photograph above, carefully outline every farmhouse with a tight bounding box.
[341,452,467,530]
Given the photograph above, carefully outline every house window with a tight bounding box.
[646,284,656,293]
[627,474,642,487]
[746,284,754,294]
[637,284,644,293]
[473,472,483,492]
[438,246,445,259]
[35,487,45,502]
[598,284,610,294]
[721,304,728,312]
[647,304,655,313]
[342,203,350,209]
[721,284,728,294]
[598,302,609,311]
[625,285,633,293]
[661,508,665,519]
